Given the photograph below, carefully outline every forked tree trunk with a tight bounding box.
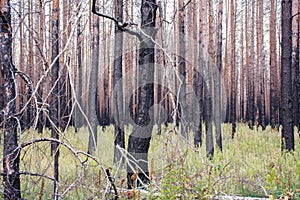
[127,0,157,188]
[0,0,21,198]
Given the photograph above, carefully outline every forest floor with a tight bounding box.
[0,123,299,199]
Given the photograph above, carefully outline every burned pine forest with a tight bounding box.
[0,0,300,199]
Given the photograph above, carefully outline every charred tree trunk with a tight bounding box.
[50,0,60,197]
[194,0,206,148]
[178,0,188,138]
[281,0,294,151]
[270,0,279,131]
[27,0,33,128]
[248,0,255,130]
[245,0,250,124]
[193,70,203,148]
[204,69,213,158]
[223,0,230,124]
[257,0,266,131]
[214,0,223,151]
[297,3,300,136]
[75,0,84,130]
[204,0,214,158]
[230,0,236,138]
[127,0,157,188]
[0,0,21,198]
[37,0,45,133]
[240,3,245,122]
[113,0,125,165]
[87,15,100,154]
[292,0,299,134]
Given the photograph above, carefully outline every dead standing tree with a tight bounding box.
[50,0,60,197]
[178,0,188,138]
[281,0,294,151]
[92,0,157,188]
[214,0,223,151]
[113,0,125,165]
[0,0,21,198]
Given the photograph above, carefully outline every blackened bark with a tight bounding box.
[87,15,100,154]
[50,0,60,197]
[0,0,21,198]
[59,73,67,130]
[270,0,279,131]
[178,0,188,138]
[245,0,250,125]
[204,65,214,158]
[36,0,45,134]
[205,0,214,157]
[193,69,203,148]
[240,3,245,122]
[260,74,266,131]
[281,0,294,151]
[248,0,255,130]
[113,0,125,165]
[75,0,84,130]
[37,86,44,133]
[257,0,266,131]
[230,0,236,139]
[127,0,157,188]
[292,1,299,134]
[195,0,206,148]
[298,4,300,136]
[214,0,223,151]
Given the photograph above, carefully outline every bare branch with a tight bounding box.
[1,171,55,181]
[161,0,192,25]
[91,0,142,40]
[181,0,192,11]
[291,12,300,20]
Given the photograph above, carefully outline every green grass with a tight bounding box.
[0,123,299,199]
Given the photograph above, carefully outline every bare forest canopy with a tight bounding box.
[0,0,300,199]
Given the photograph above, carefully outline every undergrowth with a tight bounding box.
[0,124,299,199]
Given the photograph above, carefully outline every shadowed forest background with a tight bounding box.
[0,0,299,199]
